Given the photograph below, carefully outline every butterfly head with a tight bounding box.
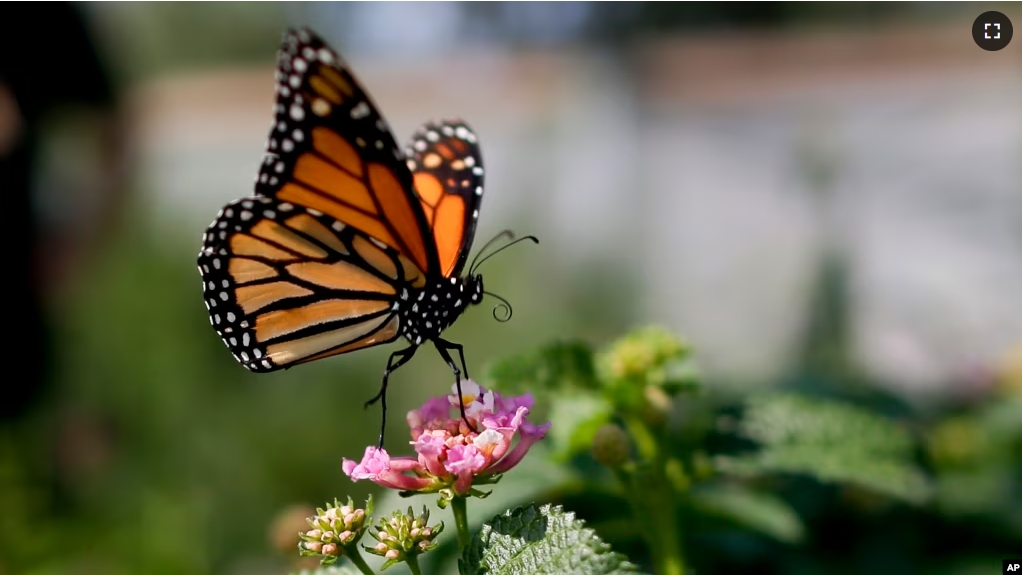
[462,232,540,324]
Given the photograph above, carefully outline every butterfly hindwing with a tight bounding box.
[405,120,485,278]
[197,195,426,372]
[254,28,439,278]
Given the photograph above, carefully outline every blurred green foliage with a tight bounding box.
[1,212,1018,575]
[474,324,1021,575]
[87,3,286,86]
[715,393,932,505]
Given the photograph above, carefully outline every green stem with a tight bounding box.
[624,415,659,462]
[645,488,685,575]
[344,548,376,575]
[406,553,423,575]
[621,416,687,575]
[451,496,472,551]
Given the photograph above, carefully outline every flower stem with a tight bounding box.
[623,415,659,462]
[406,553,424,575]
[645,488,685,575]
[451,496,472,551]
[621,415,686,575]
[345,548,376,575]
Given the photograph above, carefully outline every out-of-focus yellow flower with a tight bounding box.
[995,342,1022,396]
[599,326,687,383]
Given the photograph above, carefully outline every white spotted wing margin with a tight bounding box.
[404,119,487,278]
[196,196,415,372]
[254,29,404,197]
[250,26,440,279]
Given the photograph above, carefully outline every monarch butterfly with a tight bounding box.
[196,28,535,446]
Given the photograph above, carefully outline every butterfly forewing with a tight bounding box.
[405,120,486,278]
[197,195,423,371]
[254,28,439,278]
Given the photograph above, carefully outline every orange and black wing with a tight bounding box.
[404,120,485,278]
[253,28,441,279]
[197,196,426,372]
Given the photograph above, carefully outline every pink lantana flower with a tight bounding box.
[342,380,551,498]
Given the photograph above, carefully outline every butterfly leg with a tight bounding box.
[365,345,418,448]
[433,339,476,431]
[437,337,470,379]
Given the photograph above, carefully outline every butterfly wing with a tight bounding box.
[197,196,426,372]
[195,30,495,373]
[254,28,441,279]
[404,120,485,278]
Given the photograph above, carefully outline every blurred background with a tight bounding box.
[1,2,1020,574]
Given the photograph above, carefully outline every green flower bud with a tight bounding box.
[641,385,672,428]
[664,457,690,492]
[690,451,715,481]
[364,506,444,570]
[592,423,631,469]
[298,496,372,565]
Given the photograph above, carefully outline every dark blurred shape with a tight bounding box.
[0,3,124,421]
[268,503,317,555]
[269,503,321,572]
[54,408,117,492]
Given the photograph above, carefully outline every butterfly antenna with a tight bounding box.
[469,235,539,275]
[483,290,514,322]
[468,230,515,273]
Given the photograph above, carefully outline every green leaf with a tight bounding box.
[738,393,913,457]
[288,563,364,575]
[691,484,805,543]
[718,393,932,504]
[483,341,598,395]
[716,448,931,504]
[546,392,614,460]
[932,468,1016,517]
[459,503,645,575]
[660,358,702,395]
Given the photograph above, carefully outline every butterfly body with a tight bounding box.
[196,27,517,446]
[396,276,483,346]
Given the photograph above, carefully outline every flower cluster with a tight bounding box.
[366,506,443,569]
[298,497,370,565]
[343,380,551,497]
